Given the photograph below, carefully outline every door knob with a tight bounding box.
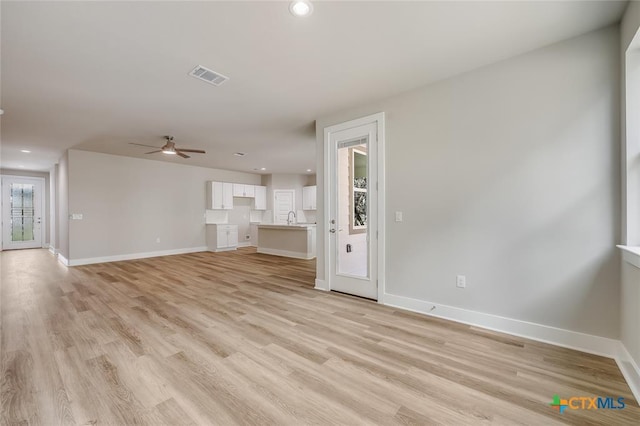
[329,228,336,233]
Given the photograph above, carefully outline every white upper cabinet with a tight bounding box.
[233,183,255,198]
[303,185,317,210]
[254,185,267,210]
[207,181,234,210]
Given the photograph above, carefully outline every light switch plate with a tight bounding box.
[395,211,403,222]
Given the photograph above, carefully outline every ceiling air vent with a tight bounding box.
[189,65,229,86]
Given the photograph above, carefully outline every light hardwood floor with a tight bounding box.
[1,248,638,425]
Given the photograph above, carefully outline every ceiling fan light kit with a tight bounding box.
[129,136,205,159]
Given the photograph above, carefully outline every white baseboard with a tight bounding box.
[314,279,329,291]
[207,246,237,253]
[48,245,58,255]
[238,241,252,248]
[67,246,208,266]
[616,343,640,403]
[58,254,69,266]
[257,247,315,260]
[383,292,620,359]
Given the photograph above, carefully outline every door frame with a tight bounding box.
[323,112,386,303]
[1,174,47,251]
[273,189,296,224]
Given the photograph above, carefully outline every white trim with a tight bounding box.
[48,245,57,255]
[66,246,207,266]
[58,254,69,266]
[376,113,386,303]
[323,112,386,301]
[383,292,620,359]
[257,247,315,260]
[618,245,640,269]
[616,343,640,403]
[238,241,252,248]
[314,279,329,291]
[208,247,238,253]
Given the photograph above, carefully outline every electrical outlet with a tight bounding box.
[456,275,466,288]
[156,237,160,243]
[395,211,403,222]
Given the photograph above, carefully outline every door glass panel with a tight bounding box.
[337,137,369,278]
[10,183,36,242]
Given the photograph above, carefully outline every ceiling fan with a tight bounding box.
[129,136,205,158]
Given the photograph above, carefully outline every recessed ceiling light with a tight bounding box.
[289,0,313,17]
[306,169,312,172]
[21,150,31,153]
[234,152,246,157]
[260,167,266,171]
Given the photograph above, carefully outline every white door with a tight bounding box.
[327,118,381,300]
[1,176,44,250]
[273,190,295,224]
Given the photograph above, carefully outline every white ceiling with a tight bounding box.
[0,0,627,174]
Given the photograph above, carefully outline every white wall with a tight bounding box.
[228,197,253,244]
[66,149,260,261]
[619,0,640,397]
[316,26,621,339]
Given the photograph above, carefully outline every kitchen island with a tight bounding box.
[257,224,316,259]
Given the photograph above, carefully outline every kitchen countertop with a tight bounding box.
[258,224,316,230]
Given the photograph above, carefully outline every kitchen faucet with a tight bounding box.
[287,211,296,225]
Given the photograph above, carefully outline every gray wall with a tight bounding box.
[316,26,621,339]
[622,0,640,246]
[263,173,310,222]
[57,152,69,259]
[0,168,50,246]
[67,149,260,260]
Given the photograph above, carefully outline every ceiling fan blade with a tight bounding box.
[145,150,162,154]
[176,151,190,159]
[129,142,162,149]
[176,148,206,154]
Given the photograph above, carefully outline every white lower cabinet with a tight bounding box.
[206,224,238,252]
